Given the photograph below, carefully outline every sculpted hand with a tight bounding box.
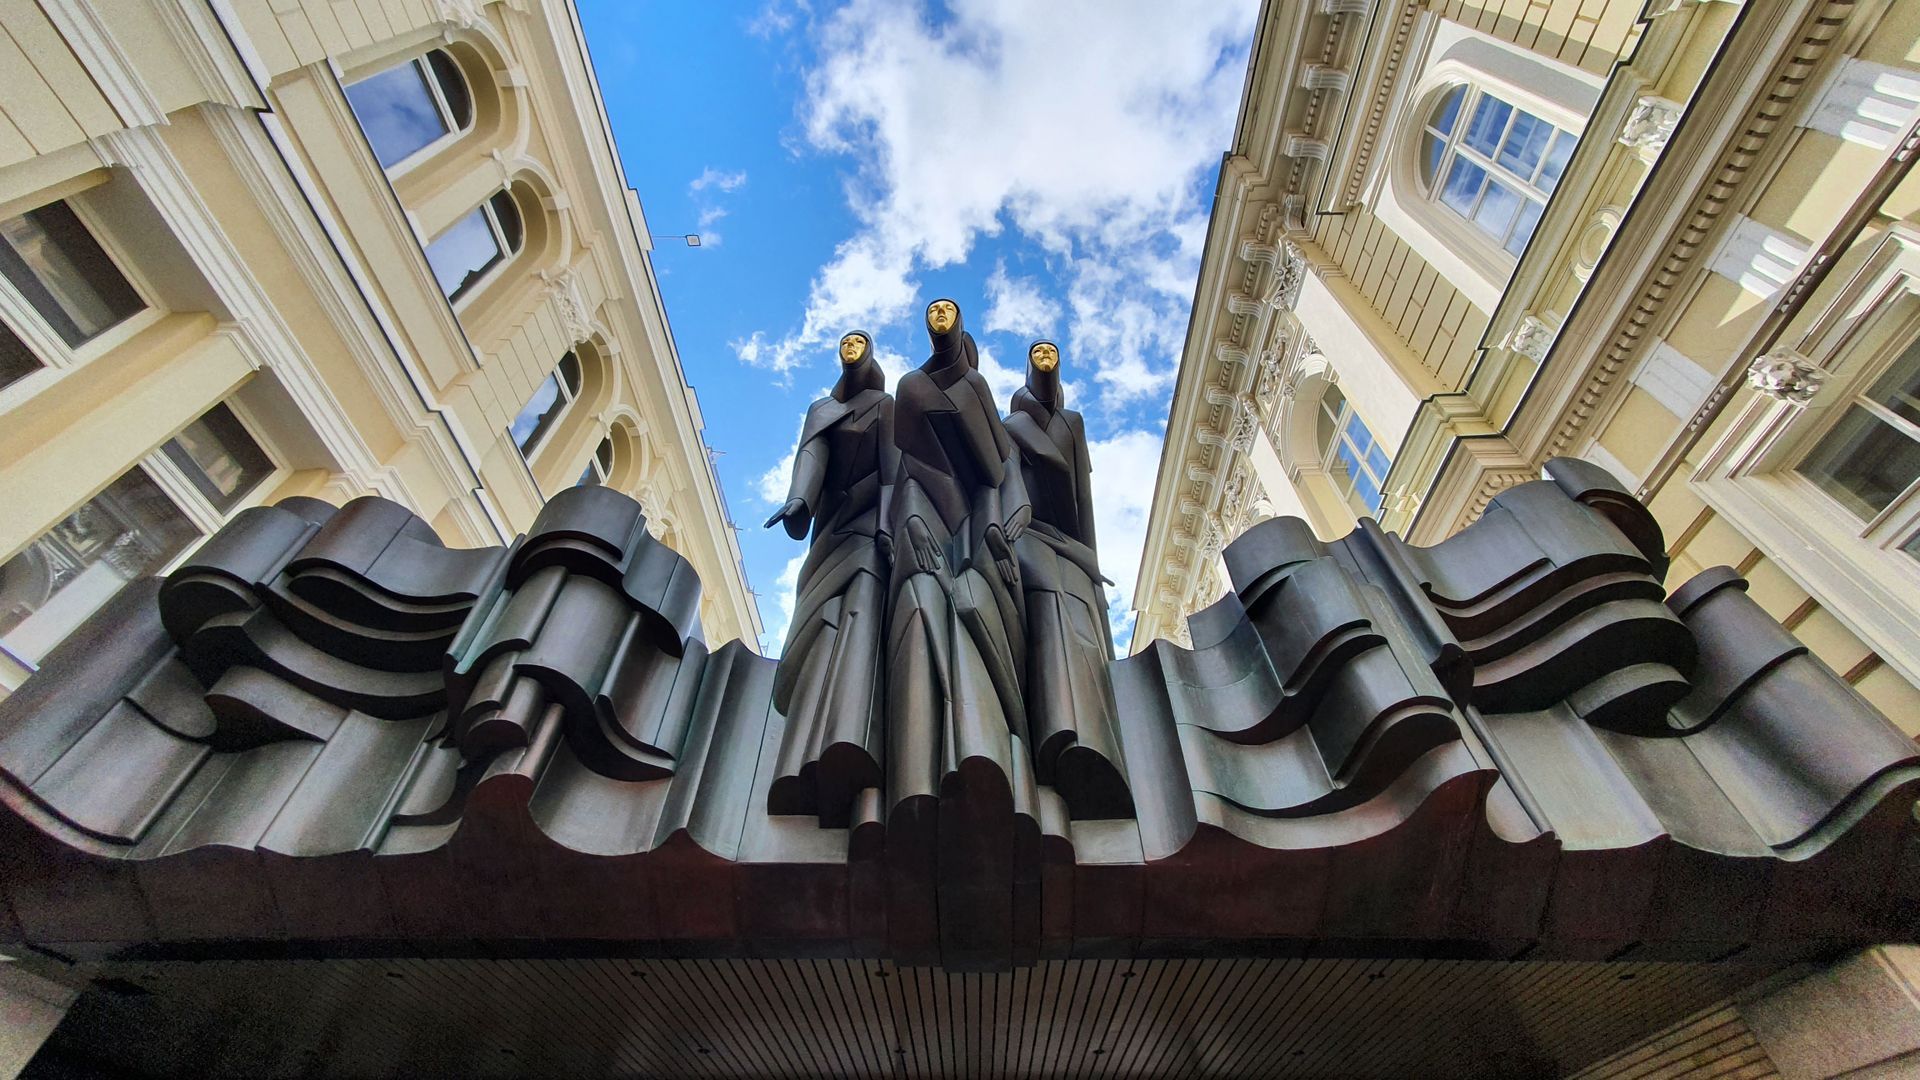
[877,530,895,567]
[906,516,943,573]
[763,498,807,535]
[985,524,1018,588]
[1004,505,1031,543]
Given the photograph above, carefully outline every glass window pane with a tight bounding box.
[1431,85,1466,136]
[1506,199,1545,257]
[1463,96,1512,157]
[1497,110,1553,178]
[1474,178,1523,238]
[510,374,566,456]
[425,206,503,299]
[1901,531,1920,563]
[558,351,582,397]
[0,201,143,347]
[425,49,472,130]
[160,403,273,513]
[1341,411,1373,456]
[490,191,524,254]
[1420,135,1444,187]
[1538,132,1574,191]
[344,59,449,168]
[1352,467,1383,515]
[1865,339,1920,426]
[1317,388,1344,456]
[1441,158,1487,217]
[1798,406,1920,518]
[1,318,41,392]
[0,469,199,663]
[595,437,614,473]
[1366,442,1391,483]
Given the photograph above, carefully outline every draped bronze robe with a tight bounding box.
[1007,376,1133,818]
[766,366,894,827]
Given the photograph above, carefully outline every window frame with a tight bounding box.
[0,396,286,688]
[1692,224,1920,685]
[0,194,164,413]
[1317,385,1392,518]
[509,351,585,465]
[1416,82,1571,257]
[342,47,475,177]
[431,189,523,307]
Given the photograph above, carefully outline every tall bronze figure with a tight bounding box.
[1007,341,1132,818]
[763,331,895,825]
[885,298,1032,964]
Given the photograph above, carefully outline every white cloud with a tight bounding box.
[734,0,1256,397]
[690,167,749,193]
[1087,427,1165,649]
[982,261,1062,340]
[755,439,799,505]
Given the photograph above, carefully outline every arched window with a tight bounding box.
[578,435,614,486]
[425,189,522,301]
[1418,84,1573,257]
[343,48,473,169]
[1317,385,1390,517]
[509,351,582,459]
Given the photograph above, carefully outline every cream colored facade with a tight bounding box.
[0,0,761,691]
[1134,0,1920,736]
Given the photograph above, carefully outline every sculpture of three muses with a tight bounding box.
[762,298,1133,844]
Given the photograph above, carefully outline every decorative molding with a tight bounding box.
[1709,215,1813,299]
[1284,133,1331,161]
[1573,206,1624,283]
[40,0,168,129]
[1632,340,1719,419]
[1300,64,1351,93]
[1746,346,1827,404]
[437,0,489,31]
[1319,0,1371,14]
[1618,95,1684,158]
[1507,314,1557,363]
[1808,58,1920,150]
[543,268,593,345]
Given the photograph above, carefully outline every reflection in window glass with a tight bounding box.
[344,49,472,169]
[1800,341,1920,520]
[1,318,41,392]
[1316,386,1391,517]
[1419,85,1572,258]
[425,191,522,301]
[0,469,198,665]
[161,404,273,513]
[510,352,584,459]
[0,201,143,347]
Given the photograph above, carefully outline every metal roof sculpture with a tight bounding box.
[2,303,1916,973]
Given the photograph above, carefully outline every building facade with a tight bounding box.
[0,0,761,695]
[1133,0,1920,738]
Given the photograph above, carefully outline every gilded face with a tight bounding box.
[926,300,958,334]
[1030,342,1059,372]
[839,333,868,365]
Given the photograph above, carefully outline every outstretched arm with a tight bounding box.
[764,437,826,539]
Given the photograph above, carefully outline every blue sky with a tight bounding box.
[577,0,1259,653]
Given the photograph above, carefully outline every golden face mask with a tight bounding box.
[926,300,958,334]
[839,334,868,365]
[1030,343,1059,372]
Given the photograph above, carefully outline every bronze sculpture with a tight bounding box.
[1005,340,1132,819]
[0,298,1915,973]
[762,331,894,826]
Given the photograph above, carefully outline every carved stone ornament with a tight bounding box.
[1268,244,1307,311]
[1746,346,1827,404]
[1508,314,1557,362]
[1619,95,1684,156]
[544,268,593,345]
[437,0,486,31]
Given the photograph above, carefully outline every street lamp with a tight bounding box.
[651,233,702,247]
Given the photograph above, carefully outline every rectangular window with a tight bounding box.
[425,192,521,302]
[345,61,450,168]
[1797,338,1920,523]
[160,403,273,514]
[0,200,144,347]
[0,469,199,665]
[509,353,584,459]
